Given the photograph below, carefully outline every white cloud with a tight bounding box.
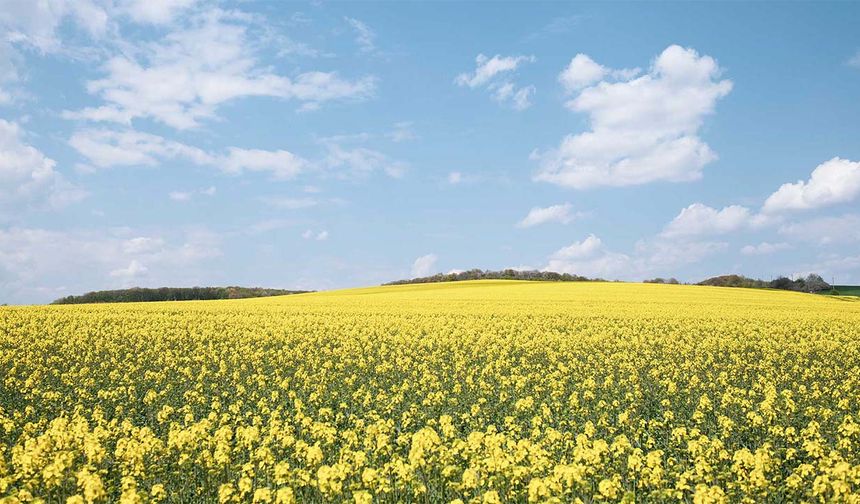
[66,9,375,129]
[447,171,463,185]
[122,236,165,254]
[550,234,603,260]
[70,128,307,179]
[0,0,114,103]
[740,242,791,256]
[802,253,860,284]
[110,259,148,278]
[517,203,582,228]
[559,54,608,92]
[0,226,222,303]
[661,203,751,238]
[535,45,732,189]
[456,53,535,110]
[71,128,405,182]
[300,229,328,240]
[69,129,211,168]
[778,214,860,245]
[762,158,860,213]
[121,0,198,25]
[544,234,630,278]
[322,142,406,179]
[633,238,727,273]
[558,54,640,93]
[0,0,109,53]
[220,148,306,180]
[455,54,534,88]
[345,17,375,53]
[169,186,214,202]
[0,119,86,214]
[542,232,726,280]
[169,191,192,202]
[492,82,535,110]
[411,253,438,277]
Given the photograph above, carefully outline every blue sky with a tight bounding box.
[1,1,859,304]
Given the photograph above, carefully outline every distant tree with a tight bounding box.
[769,276,798,291]
[804,274,831,293]
[644,277,680,284]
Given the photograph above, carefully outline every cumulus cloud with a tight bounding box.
[634,238,727,273]
[0,227,222,303]
[542,232,727,280]
[64,9,375,129]
[447,172,463,185]
[544,234,630,278]
[517,203,583,228]
[661,203,751,238]
[762,158,860,213]
[110,259,148,278]
[411,253,438,277]
[778,214,860,245]
[0,119,86,215]
[535,45,732,189]
[740,242,791,256]
[456,53,536,110]
[558,54,608,92]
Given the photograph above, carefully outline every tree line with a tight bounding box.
[384,269,836,295]
[696,274,832,293]
[384,269,599,285]
[52,286,311,305]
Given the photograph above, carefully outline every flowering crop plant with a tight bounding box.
[1,280,859,503]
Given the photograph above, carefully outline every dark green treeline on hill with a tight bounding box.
[52,287,311,305]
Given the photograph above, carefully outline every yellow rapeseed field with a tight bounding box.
[1,280,860,503]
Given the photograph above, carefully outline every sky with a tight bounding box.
[1,1,859,304]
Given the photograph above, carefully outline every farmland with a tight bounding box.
[828,286,860,297]
[1,281,859,502]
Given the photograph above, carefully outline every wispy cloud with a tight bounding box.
[345,17,376,53]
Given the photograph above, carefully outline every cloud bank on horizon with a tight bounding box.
[0,0,859,303]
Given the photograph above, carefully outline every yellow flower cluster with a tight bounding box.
[1,281,859,502]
